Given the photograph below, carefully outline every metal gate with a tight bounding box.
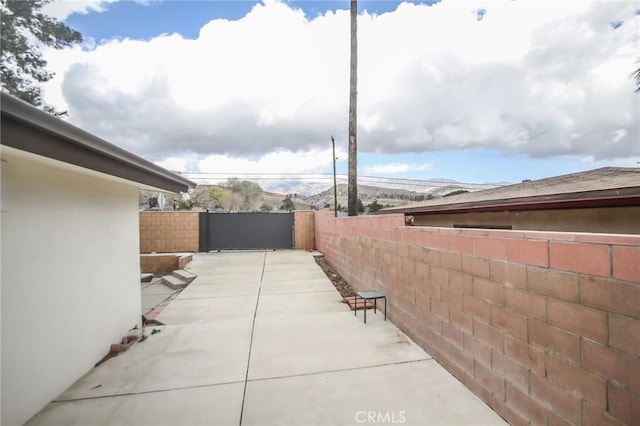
[199,212,294,251]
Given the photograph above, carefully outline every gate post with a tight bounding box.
[198,212,209,252]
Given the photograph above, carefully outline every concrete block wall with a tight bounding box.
[140,253,193,274]
[314,209,640,425]
[140,211,199,253]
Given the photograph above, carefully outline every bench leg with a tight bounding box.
[354,294,357,317]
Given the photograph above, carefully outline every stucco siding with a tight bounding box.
[1,151,142,426]
[413,206,640,234]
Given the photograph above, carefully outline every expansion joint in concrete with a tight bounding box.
[246,358,435,383]
[238,251,267,426]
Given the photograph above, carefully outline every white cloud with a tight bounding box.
[154,156,192,173]
[43,0,118,20]
[196,148,345,176]
[41,0,639,169]
[363,163,433,174]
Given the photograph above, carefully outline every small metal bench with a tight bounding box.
[354,290,386,323]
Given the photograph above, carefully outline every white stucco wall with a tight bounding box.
[1,149,142,426]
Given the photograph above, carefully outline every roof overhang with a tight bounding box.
[1,93,195,194]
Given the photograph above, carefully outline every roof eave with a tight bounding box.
[379,188,640,216]
[1,93,195,193]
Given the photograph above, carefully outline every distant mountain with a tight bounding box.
[261,180,333,197]
[260,177,502,196]
[300,182,496,211]
[140,178,507,211]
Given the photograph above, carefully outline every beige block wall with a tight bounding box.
[315,209,640,426]
[140,211,199,253]
[140,253,193,274]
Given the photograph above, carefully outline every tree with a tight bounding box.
[176,199,194,210]
[443,189,469,197]
[196,186,231,211]
[281,194,295,212]
[0,0,82,110]
[357,198,365,213]
[348,0,358,216]
[222,178,263,211]
[366,199,384,213]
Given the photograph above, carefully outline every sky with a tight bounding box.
[39,0,640,192]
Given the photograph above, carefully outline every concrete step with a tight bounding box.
[161,275,188,290]
[173,269,197,284]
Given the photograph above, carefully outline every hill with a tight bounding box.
[140,178,499,212]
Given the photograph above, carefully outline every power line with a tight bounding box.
[181,172,499,189]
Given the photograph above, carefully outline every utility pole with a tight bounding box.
[331,136,338,217]
[348,0,358,216]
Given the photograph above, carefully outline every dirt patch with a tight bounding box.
[314,255,355,298]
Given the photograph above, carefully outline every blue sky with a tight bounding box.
[65,1,438,41]
[41,0,639,190]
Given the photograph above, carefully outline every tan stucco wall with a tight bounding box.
[1,149,142,426]
[412,206,640,234]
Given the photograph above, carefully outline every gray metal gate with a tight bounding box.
[199,212,294,251]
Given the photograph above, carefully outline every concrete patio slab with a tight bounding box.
[141,281,174,295]
[243,360,504,426]
[190,251,266,266]
[177,281,260,299]
[264,253,317,270]
[141,293,172,311]
[264,250,318,264]
[185,262,263,273]
[256,291,347,317]
[248,311,430,380]
[155,295,258,324]
[28,250,507,426]
[261,269,329,282]
[260,277,336,295]
[28,382,244,426]
[183,273,260,284]
[57,319,252,400]
[141,280,178,312]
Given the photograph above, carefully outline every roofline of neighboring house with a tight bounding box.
[379,186,640,216]
[0,92,195,194]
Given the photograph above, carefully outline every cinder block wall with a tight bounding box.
[314,209,640,425]
[140,211,199,253]
[140,253,193,274]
